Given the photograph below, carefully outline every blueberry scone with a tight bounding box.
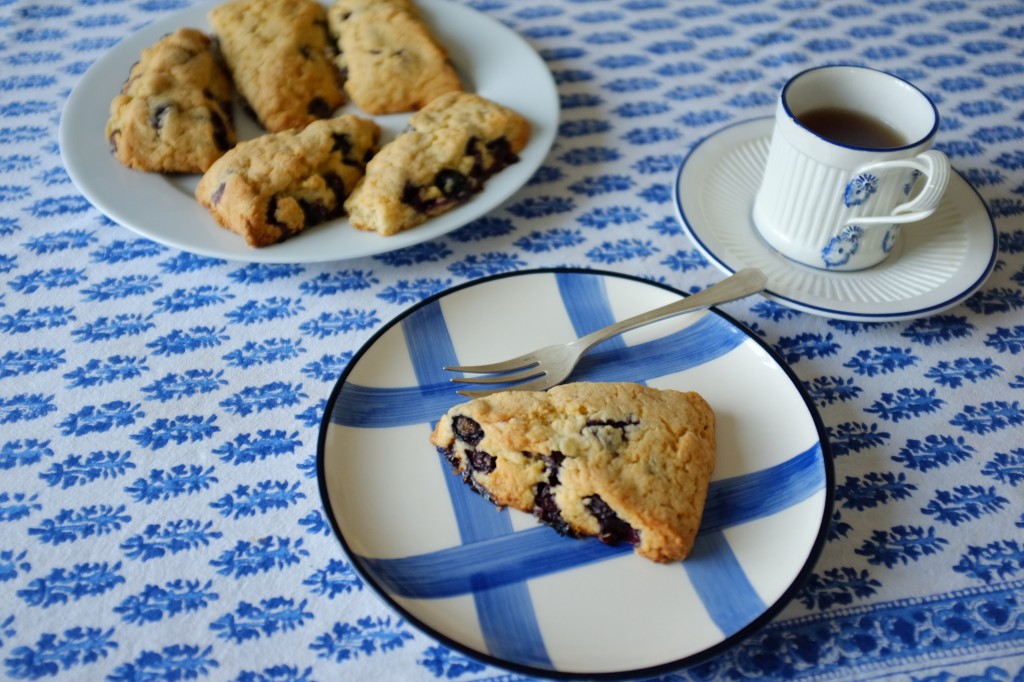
[195,115,380,247]
[209,0,344,132]
[105,27,235,173]
[344,92,530,236]
[327,0,462,114]
[429,382,717,563]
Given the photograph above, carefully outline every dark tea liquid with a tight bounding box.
[797,107,907,148]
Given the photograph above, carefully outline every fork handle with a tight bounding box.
[574,268,767,352]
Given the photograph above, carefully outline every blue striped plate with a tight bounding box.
[317,269,834,678]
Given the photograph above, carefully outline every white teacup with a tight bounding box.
[752,65,950,271]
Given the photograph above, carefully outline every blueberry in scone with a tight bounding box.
[106,27,236,173]
[344,91,530,236]
[429,382,717,563]
[326,0,462,114]
[195,114,380,247]
[209,0,345,132]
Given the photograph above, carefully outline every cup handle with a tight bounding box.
[845,150,951,226]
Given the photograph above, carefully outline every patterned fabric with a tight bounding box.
[2,0,1023,680]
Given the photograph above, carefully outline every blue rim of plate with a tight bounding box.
[316,267,835,679]
[673,117,998,322]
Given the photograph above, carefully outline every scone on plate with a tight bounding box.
[327,0,462,114]
[195,114,380,248]
[105,27,236,173]
[209,0,345,132]
[429,382,717,563]
[345,91,530,236]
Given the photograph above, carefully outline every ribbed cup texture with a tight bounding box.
[754,138,914,269]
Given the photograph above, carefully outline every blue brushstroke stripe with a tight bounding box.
[364,526,630,598]
[684,530,766,635]
[699,442,826,532]
[569,312,745,383]
[401,299,552,668]
[329,380,452,428]
[476,583,555,668]
[331,313,746,428]
[360,444,823,599]
[402,299,458,387]
[556,270,626,345]
[401,301,512,544]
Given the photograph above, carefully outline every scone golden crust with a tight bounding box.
[195,115,381,247]
[429,382,717,563]
[344,92,530,236]
[327,0,462,114]
[105,27,235,173]
[209,0,344,132]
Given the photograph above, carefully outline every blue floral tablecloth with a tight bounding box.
[2,0,1023,680]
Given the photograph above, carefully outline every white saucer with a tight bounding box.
[674,117,997,322]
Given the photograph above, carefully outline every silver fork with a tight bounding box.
[444,267,768,397]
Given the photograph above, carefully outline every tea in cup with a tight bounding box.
[752,65,950,271]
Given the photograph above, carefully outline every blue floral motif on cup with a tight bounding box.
[904,169,922,195]
[883,226,899,253]
[822,225,863,267]
[843,174,878,207]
